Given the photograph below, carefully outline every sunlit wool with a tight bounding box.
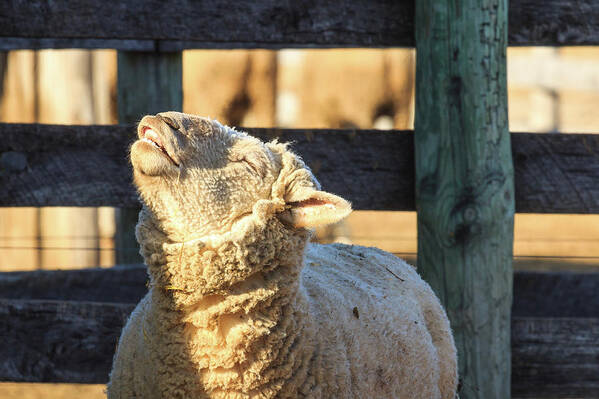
[107,112,457,398]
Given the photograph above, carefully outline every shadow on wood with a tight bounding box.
[0,265,598,397]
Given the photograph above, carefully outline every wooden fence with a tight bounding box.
[1,1,599,398]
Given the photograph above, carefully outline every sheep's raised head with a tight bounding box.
[130,112,351,240]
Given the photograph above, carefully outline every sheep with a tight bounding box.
[107,111,458,399]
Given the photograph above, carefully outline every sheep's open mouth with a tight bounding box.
[140,126,179,166]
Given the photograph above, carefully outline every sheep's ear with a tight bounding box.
[280,190,352,228]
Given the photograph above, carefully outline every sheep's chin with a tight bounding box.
[131,140,177,176]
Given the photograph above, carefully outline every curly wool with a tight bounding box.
[107,112,457,398]
[108,206,457,398]
[108,200,320,398]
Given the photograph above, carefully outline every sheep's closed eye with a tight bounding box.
[229,154,264,177]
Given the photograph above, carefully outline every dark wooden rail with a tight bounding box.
[1,123,598,213]
[0,265,597,398]
[1,0,598,50]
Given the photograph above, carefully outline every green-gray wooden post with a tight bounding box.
[414,1,514,398]
[115,51,182,264]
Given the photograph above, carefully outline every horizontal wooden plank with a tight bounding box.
[512,317,599,398]
[513,271,599,318]
[3,265,598,318]
[512,133,599,213]
[0,0,415,49]
[0,124,140,207]
[0,266,148,304]
[1,266,598,395]
[0,37,156,51]
[509,0,599,46]
[2,123,599,212]
[0,0,598,49]
[0,299,134,383]
[0,124,416,210]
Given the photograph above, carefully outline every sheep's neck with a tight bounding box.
[141,215,318,397]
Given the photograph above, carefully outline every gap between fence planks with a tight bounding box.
[1,123,598,213]
[1,0,598,49]
[0,265,598,398]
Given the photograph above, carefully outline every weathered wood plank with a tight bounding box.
[0,266,148,304]
[0,295,596,396]
[2,265,598,318]
[509,0,599,46]
[414,1,513,397]
[1,124,598,212]
[0,0,415,49]
[0,37,156,51]
[511,317,599,398]
[513,271,599,318]
[0,0,598,49]
[0,124,138,206]
[0,267,598,394]
[0,299,135,383]
[512,133,599,213]
[0,124,416,210]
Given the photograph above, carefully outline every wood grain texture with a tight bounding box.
[0,37,156,51]
[512,133,599,213]
[2,124,599,211]
[0,0,415,49]
[0,124,138,206]
[2,265,597,317]
[513,271,599,318]
[0,299,134,383]
[511,317,599,398]
[509,0,599,46]
[0,266,147,304]
[0,124,416,210]
[414,1,514,397]
[1,124,599,212]
[0,267,598,394]
[1,0,599,49]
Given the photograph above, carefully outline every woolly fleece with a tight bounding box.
[107,112,457,398]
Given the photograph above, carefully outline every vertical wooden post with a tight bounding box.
[115,51,182,264]
[414,1,514,398]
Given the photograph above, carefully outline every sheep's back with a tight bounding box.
[301,243,456,399]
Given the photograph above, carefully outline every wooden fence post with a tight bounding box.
[115,51,182,264]
[414,1,514,398]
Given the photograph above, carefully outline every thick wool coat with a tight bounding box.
[107,112,457,398]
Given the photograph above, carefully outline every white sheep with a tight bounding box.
[107,112,457,398]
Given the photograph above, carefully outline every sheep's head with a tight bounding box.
[130,111,351,241]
